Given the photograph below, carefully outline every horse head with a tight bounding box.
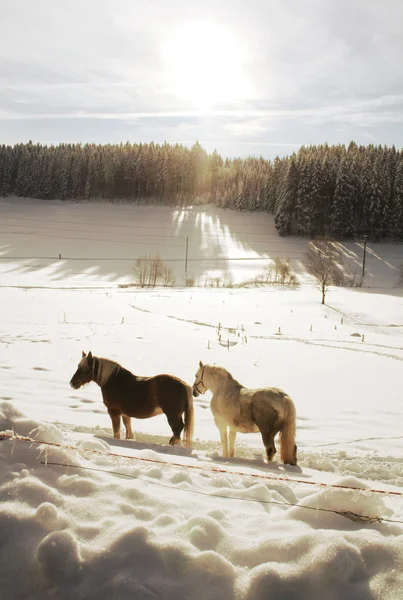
[192,360,208,397]
[70,351,94,389]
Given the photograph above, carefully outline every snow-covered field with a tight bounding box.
[2,196,403,288]
[1,198,403,599]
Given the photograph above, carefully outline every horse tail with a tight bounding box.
[279,394,297,465]
[183,384,194,447]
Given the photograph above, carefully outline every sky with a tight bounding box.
[0,0,402,159]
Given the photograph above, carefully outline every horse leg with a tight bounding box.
[122,415,133,440]
[107,408,122,439]
[214,415,229,457]
[228,429,237,458]
[166,413,184,446]
[252,405,280,463]
[260,431,277,462]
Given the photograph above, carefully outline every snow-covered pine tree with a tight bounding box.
[330,156,359,238]
[364,152,387,239]
[274,158,298,235]
[393,154,403,241]
[295,159,314,235]
[58,149,71,201]
[0,146,13,196]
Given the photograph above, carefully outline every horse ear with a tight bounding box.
[82,350,86,358]
[199,360,203,368]
[87,351,93,360]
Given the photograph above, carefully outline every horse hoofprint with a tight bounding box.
[192,361,297,465]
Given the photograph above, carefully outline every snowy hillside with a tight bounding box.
[2,196,403,288]
[1,198,403,599]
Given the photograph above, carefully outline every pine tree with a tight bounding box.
[321,152,337,234]
[309,158,326,236]
[393,155,403,241]
[0,139,398,242]
[59,150,71,200]
[330,157,358,238]
[274,159,298,235]
[360,151,386,239]
[295,160,314,235]
[0,146,13,196]
[359,152,374,235]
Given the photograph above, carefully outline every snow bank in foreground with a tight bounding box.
[1,402,403,599]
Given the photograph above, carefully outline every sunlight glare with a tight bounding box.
[163,20,253,108]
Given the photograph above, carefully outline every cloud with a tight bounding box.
[0,0,402,157]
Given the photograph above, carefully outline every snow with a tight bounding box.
[1,198,403,599]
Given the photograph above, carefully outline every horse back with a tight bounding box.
[249,387,294,422]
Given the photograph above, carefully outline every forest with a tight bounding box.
[0,140,402,241]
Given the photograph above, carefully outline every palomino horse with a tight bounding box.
[192,361,297,465]
[70,352,194,447]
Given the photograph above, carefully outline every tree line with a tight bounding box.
[0,140,402,241]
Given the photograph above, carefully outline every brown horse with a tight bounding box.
[70,351,194,447]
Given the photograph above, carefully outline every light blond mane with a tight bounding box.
[204,364,242,388]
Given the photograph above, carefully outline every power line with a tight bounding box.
[0,231,185,248]
[0,214,280,234]
[0,216,309,243]
[0,226,310,246]
[4,215,403,244]
[0,255,307,262]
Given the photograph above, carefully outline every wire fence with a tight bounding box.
[1,432,402,525]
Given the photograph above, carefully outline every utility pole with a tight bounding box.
[362,235,367,279]
[185,236,188,273]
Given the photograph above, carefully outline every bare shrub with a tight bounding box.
[205,276,216,287]
[184,275,195,287]
[162,264,176,287]
[287,273,299,286]
[254,272,265,284]
[223,272,234,288]
[264,262,274,282]
[277,259,292,284]
[336,266,364,288]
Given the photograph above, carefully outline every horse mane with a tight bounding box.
[93,357,123,387]
[206,364,242,388]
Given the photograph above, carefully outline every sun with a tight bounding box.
[163,20,253,109]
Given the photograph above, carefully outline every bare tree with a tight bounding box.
[133,255,150,287]
[148,254,165,288]
[263,258,298,286]
[162,264,176,287]
[304,239,342,304]
[133,254,175,287]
